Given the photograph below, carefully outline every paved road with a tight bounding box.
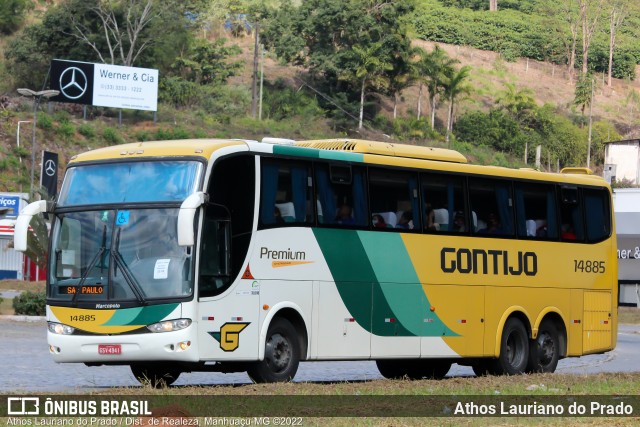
[0,319,637,392]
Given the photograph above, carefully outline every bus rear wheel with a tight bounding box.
[490,317,529,375]
[527,320,560,373]
[130,363,180,388]
[247,318,300,383]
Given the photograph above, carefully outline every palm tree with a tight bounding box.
[421,45,458,129]
[443,65,473,147]
[495,83,536,118]
[350,42,393,129]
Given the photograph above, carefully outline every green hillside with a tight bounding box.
[0,0,639,194]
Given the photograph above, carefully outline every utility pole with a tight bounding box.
[587,76,594,169]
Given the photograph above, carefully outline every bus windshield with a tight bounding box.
[49,208,193,303]
[57,161,203,206]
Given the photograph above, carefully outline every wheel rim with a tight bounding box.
[506,330,525,367]
[265,333,291,373]
[537,331,555,366]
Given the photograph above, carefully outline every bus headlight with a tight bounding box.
[147,319,192,333]
[48,322,75,335]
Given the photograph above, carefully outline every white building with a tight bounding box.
[604,139,640,185]
[613,188,640,307]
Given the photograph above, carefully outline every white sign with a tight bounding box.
[93,63,158,111]
[154,259,171,280]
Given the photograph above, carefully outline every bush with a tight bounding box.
[56,122,76,139]
[37,113,53,130]
[102,127,123,144]
[12,291,46,316]
[78,124,96,139]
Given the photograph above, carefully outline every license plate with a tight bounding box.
[98,344,122,355]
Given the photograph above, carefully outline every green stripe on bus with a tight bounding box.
[103,303,179,326]
[273,145,364,163]
[357,232,456,337]
[313,229,457,337]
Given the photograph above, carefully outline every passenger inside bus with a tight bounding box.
[335,204,355,225]
[395,211,413,230]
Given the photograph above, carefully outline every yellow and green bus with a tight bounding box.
[15,138,617,385]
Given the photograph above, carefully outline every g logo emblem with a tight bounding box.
[209,322,250,352]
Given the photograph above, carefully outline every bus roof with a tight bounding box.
[68,139,251,163]
[67,137,609,189]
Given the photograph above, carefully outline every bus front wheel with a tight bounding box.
[490,317,529,375]
[247,318,300,383]
[527,319,560,373]
[130,363,180,388]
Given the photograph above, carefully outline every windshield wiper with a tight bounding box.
[71,224,107,306]
[112,228,147,305]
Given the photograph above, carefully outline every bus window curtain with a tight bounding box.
[352,169,367,226]
[495,185,514,234]
[316,167,336,224]
[260,162,279,225]
[291,165,308,223]
[571,205,585,240]
[546,190,558,238]
[514,187,526,237]
[447,182,455,226]
[409,176,421,229]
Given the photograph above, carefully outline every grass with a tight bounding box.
[79,373,640,426]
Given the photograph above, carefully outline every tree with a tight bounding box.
[65,0,158,66]
[574,72,594,118]
[261,0,415,126]
[443,65,472,147]
[579,0,605,75]
[489,0,498,12]
[495,83,536,119]
[0,0,28,34]
[606,0,634,87]
[421,45,458,129]
[538,0,581,81]
[347,42,393,129]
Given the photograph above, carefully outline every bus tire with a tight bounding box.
[406,360,451,380]
[527,319,560,373]
[490,317,529,375]
[375,360,407,379]
[247,318,300,383]
[471,360,491,377]
[130,363,180,388]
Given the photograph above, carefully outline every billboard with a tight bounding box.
[50,59,158,111]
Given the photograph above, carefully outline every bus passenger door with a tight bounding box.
[315,280,371,359]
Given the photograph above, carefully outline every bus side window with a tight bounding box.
[470,178,514,236]
[421,173,464,233]
[260,158,313,227]
[559,186,584,242]
[315,163,368,227]
[369,169,420,231]
[584,188,611,242]
[514,182,558,239]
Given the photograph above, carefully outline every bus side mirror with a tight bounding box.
[177,192,207,246]
[14,200,50,252]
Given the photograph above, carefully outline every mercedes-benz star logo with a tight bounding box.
[59,67,88,100]
[45,159,56,177]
